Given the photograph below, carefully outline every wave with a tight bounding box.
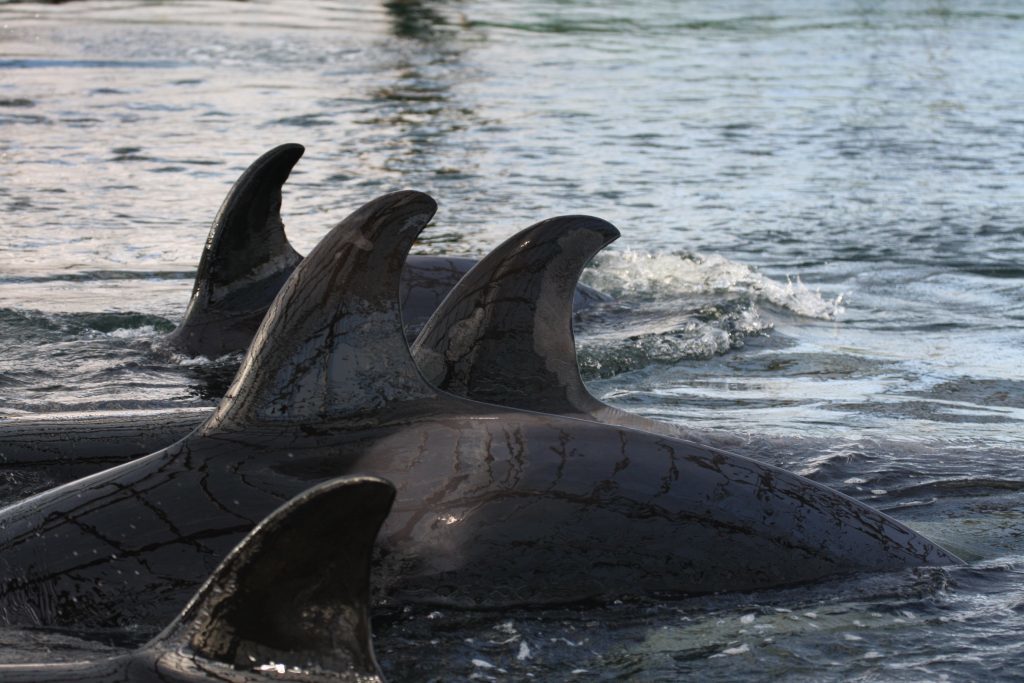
[582,250,845,320]
[0,308,175,341]
[574,251,844,377]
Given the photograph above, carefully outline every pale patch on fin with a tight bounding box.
[411,215,618,414]
[208,190,439,429]
[147,476,395,680]
[166,144,305,357]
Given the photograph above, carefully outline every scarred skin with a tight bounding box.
[0,476,393,682]
[410,213,743,442]
[0,191,960,636]
[0,145,606,481]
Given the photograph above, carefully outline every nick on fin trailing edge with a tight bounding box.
[0,190,960,636]
[0,475,394,682]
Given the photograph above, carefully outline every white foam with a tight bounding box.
[583,250,845,321]
[711,643,751,657]
[106,325,159,339]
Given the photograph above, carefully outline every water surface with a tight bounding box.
[0,1,1022,680]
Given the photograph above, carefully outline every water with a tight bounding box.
[0,0,1022,679]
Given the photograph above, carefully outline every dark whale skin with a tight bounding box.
[0,191,960,634]
[0,476,393,682]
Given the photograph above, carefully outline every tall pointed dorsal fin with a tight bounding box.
[148,476,395,679]
[166,144,305,357]
[208,191,438,428]
[411,215,618,414]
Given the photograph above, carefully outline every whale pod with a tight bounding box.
[0,190,960,633]
[0,475,394,682]
[0,148,607,484]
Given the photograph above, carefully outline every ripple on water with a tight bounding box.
[0,1,1022,679]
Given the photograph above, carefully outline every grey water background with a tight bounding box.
[0,0,1022,679]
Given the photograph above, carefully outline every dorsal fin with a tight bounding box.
[208,190,438,428]
[146,476,395,679]
[166,144,305,357]
[411,215,618,414]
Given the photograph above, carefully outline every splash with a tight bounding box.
[574,250,845,377]
[577,315,762,378]
[106,324,161,339]
[581,250,845,320]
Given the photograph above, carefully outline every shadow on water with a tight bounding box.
[367,0,474,248]
[385,0,450,40]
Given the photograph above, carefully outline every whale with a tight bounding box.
[0,475,394,682]
[164,143,606,357]
[0,408,214,498]
[411,214,738,443]
[0,145,606,478]
[0,190,960,635]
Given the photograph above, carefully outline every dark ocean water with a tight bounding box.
[0,1,1022,680]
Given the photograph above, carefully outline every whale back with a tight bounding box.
[407,207,760,444]
[147,476,392,679]
[166,144,305,357]
[0,190,961,635]
[412,215,617,415]
[0,477,394,682]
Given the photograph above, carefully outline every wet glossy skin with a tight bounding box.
[411,210,735,443]
[0,144,606,482]
[0,476,392,682]
[0,191,959,634]
[0,656,364,683]
[0,252,603,476]
[0,259,605,507]
[0,399,957,629]
[164,144,605,357]
[0,146,606,482]
[402,255,607,340]
[0,409,210,484]
[0,251,602,483]
[412,215,618,415]
[163,144,305,358]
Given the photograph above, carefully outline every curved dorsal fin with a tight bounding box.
[166,144,305,357]
[147,476,394,679]
[208,190,438,428]
[411,215,618,414]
